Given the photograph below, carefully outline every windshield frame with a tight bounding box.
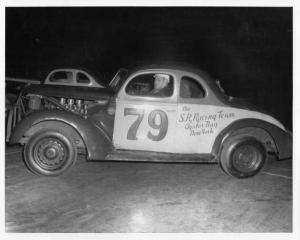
[109,68,128,92]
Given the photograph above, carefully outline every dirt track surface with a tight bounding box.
[5,146,292,232]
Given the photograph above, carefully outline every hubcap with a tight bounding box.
[34,137,67,170]
[232,145,261,173]
[45,147,57,159]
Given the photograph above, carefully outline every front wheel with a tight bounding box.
[220,136,267,178]
[23,128,77,176]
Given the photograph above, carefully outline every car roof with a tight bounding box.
[48,68,97,78]
[46,68,107,87]
[127,63,215,83]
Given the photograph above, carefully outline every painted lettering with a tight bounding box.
[218,110,235,119]
[178,108,235,137]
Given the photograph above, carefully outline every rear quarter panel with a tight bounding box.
[175,104,285,154]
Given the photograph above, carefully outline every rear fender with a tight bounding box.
[9,110,113,160]
[212,118,292,160]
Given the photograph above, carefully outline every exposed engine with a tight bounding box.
[6,93,110,141]
[28,94,89,117]
[50,97,88,116]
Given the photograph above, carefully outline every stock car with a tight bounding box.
[7,65,292,178]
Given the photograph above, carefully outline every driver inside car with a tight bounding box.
[149,74,172,97]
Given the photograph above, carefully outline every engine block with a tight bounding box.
[28,95,88,117]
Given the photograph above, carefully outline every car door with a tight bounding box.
[113,71,178,153]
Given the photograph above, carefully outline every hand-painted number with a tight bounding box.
[147,110,168,141]
[124,108,144,140]
[124,108,168,141]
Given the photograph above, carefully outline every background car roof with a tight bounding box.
[44,67,107,87]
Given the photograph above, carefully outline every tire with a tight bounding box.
[23,128,77,176]
[220,136,267,178]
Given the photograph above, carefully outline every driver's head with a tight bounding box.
[154,74,170,89]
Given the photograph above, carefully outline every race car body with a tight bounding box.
[8,65,292,178]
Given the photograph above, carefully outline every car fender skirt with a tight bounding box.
[212,118,292,160]
[9,110,113,160]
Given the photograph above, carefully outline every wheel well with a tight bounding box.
[20,120,86,151]
[225,127,278,154]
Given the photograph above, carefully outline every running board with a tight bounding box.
[104,150,217,163]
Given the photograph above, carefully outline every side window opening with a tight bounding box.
[180,76,205,98]
[77,72,91,84]
[125,73,174,97]
[49,71,73,83]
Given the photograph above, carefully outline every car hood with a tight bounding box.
[23,84,115,101]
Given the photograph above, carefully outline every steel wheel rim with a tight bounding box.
[33,137,68,170]
[232,144,262,173]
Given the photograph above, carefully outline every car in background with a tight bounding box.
[7,65,292,178]
[44,68,106,88]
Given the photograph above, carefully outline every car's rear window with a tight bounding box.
[180,76,205,98]
[77,72,91,84]
[49,71,73,83]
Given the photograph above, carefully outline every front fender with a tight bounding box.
[10,110,113,160]
[212,118,292,160]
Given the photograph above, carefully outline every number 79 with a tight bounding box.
[124,108,168,141]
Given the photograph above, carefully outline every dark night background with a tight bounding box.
[5,7,292,129]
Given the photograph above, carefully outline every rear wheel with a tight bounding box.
[23,128,77,176]
[220,136,267,178]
